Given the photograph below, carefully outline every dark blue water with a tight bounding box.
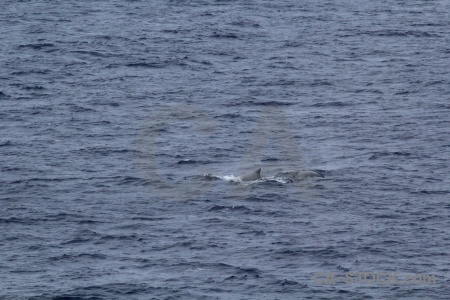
[1,0,449,299]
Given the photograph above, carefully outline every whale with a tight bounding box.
[297,170,324,179]
[275,170,323,180]
[239,168,261,181]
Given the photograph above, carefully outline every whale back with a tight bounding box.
[240,168,261,181]
[297,170,323,179]
[275,170,323,180]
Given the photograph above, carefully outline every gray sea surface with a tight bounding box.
[1,0,449,299]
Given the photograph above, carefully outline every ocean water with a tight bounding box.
[1,0,449,299]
